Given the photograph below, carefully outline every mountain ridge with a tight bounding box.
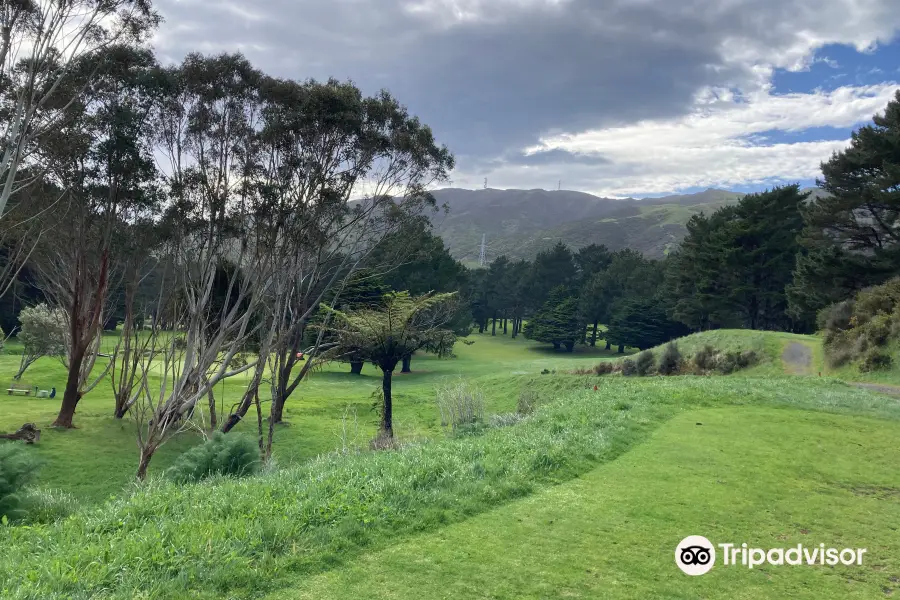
[429,186,821,262]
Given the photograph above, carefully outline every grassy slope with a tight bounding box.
[632,329,825,377]
[0,332,621,503]
[276,407,900,600]
[2,375,899,598]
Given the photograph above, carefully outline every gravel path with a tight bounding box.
[782,342,812,375]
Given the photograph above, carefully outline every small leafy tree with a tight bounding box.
[14,304,67,380]
[324,291,457,439]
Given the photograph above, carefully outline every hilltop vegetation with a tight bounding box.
[431,187,746,261]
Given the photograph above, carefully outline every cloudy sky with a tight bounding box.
[152,0,900,198]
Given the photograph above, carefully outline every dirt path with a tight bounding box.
[782,342,812,375]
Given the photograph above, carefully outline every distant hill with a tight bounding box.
[429,187,752,262]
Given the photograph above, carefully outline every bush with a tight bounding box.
[19,488,77,524]
[860,349,893,372]
[166,433,260,483]
[172,336,187,350]
[0,443,38,522]
[693,344,717,372]
[517,389,540,415]
[435,379,484,430]
[593,361,616,376]
[658,342,683,375]
[621,358,636,376]
[817,299,855,332]
[714,350,759,374]
[634,350,655,376]
[863,314,892,347]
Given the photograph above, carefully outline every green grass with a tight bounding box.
[2,374,899,599]
[275,406,900,599]
[631,329,825,377]
[0,331,622,503]
[3,328,900,599]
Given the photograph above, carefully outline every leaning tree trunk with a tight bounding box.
[380,368,394,438]
[53,350,86,428]
[350,360,363,375]
[590,321,599,347]
[401,355,411,373]
[136,445,155,480]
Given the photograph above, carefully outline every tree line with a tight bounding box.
[0,1,455,477]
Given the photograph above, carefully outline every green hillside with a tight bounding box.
[433,188,747,260]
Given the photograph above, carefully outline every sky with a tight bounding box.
[152,0,900,198]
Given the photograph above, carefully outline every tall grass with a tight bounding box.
[435,378,484,431]
[1,376,898,599]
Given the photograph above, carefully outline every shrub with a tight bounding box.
[658,342,683,375]
[634,350,655,376]
[0,443,38,522]
[714,350,759,374]
[166,433,260,483]
[863,314,892,347]
[20,488,77,524]
[517,389,540,415]
[593,361,616,376]
[860,349,893,372]
[172,336,187,350]
[489,413,524,428]
[817,299,855,332]
[693,344,717,371]
[621,358,636,376]
[435,379,484,430]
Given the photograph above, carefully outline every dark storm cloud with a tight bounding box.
[151,0,895,163]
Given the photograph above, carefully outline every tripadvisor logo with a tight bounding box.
[675,536,868,576]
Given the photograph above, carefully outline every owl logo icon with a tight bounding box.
[675,536,716,575]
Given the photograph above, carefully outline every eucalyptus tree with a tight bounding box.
[132,55,453,474]
[31,46,164,428]
[0,0,159,296]
[222,76,455,434]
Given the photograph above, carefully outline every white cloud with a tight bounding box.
[479,83,900,196]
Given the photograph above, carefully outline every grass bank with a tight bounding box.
[275,406,900,599]
[1,375,898,599]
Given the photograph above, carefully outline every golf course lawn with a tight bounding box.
[0,332,624,503]
[271,406,900,599]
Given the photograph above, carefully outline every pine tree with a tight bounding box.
[789,91,900,321]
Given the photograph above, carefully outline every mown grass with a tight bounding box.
[1,374,898,599]
[276,406,900,599]
[0,332,621,503]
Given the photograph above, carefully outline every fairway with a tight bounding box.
[272,407,900,599]
[0,333,623,502]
